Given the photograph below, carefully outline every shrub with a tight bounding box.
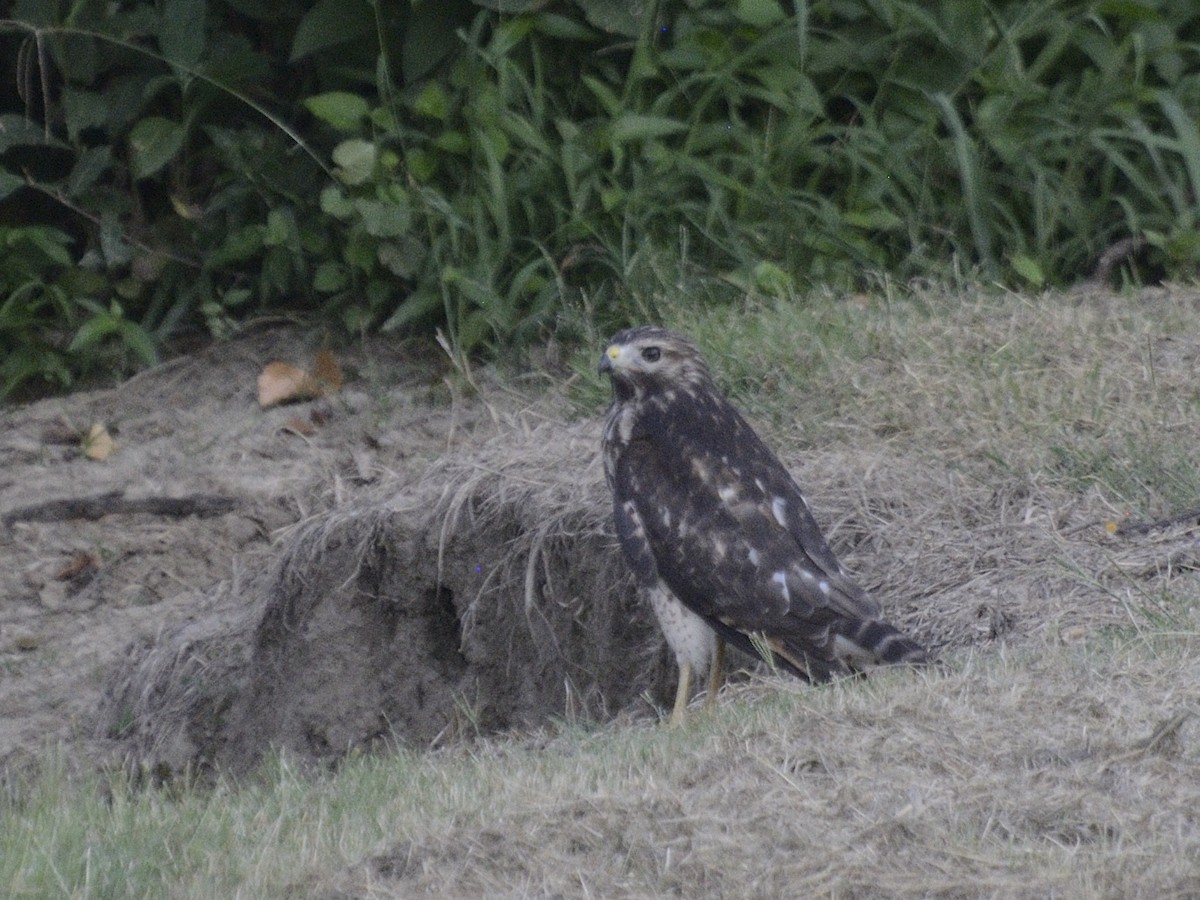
[1,0,1198,394]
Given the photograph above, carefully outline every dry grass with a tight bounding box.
[316,638,1200,899]
[9,636,1198,898]
[5,285,1200,896]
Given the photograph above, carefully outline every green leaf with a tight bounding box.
[67,148,113,196]
[0,168,24,202]
[160,0,207,68]
[69,315,121,353]
[735,0,786,28]
[290,0,374,60]
[19,228,73,267]
[116,320,159,367]
[264,208,295,247]
[577,0,642,37]
[381,285,442,332]
[128,117,186,179]
[209,225,265,266]
[0,114,57,153]
[352,197,411,237]
[433,131,470,155]
[1011,254,1045,287]
[377,236,425,278]
[411,82,451,121]
[581,76,621,118]
[844,208,904,230]
[61,88,109,143]
[401,0,475,84]
[404,149,436,182]
[332,139,378,185]
[305,92,371,133]
[531,12,597,41]
[313,261,350,293]
[610,114,688,143]
[751,261,794,295]
[319,185,355,219]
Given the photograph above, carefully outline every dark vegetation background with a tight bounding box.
[1,0,1198,398]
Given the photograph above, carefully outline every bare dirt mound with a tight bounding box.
[0,327,485,774]
[99,421,678,778]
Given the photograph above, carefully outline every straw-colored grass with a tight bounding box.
[5,284,1200,896]
[5,637,1199,898]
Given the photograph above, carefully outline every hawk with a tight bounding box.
[599,325,927,726]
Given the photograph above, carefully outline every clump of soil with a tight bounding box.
[99,420,676,778]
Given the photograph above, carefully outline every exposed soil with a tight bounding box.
[0,328,499,774]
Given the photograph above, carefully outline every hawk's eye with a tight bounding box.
[641,346,661,363]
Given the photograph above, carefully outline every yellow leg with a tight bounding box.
[667,662,693,728]
[704,638,725,711]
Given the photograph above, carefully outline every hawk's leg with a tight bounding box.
[703,638,725,711]
[667,662,693,728]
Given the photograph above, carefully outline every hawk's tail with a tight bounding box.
[706,614,929,684]
[831,618,929,670]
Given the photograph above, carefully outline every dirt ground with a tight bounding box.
[0,328,498,773]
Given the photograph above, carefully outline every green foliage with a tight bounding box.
[1,0,1199,395]
[0,225,75,396]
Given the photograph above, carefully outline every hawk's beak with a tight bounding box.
[598,344,620,375]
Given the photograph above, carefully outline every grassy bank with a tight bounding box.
[4,283,1200,896]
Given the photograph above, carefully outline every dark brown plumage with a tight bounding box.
[599,325,926,724]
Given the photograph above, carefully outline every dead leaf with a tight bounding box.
[82,423,116,460]
[258,361,320,408]
[312,349,344,393]
[281,416,317,436]
[13,633,46,652]
[55,551,99,581]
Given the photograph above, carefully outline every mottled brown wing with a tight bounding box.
[611,386,878,646]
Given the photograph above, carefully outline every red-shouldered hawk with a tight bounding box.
[600,326,927,726]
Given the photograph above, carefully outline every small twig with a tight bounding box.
[1113,506,1200,536]
[3,492,240,526]
[1084,236,1149,286]
[1094,710,1192,775]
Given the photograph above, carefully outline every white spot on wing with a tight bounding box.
[748,548,760,565]
[818,580,830,595]
[771,497,787,527]
[718,485,738,503]
[661,509,671,527]
[772,570,791,602]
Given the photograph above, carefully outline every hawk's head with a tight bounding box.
[599,326,713,400]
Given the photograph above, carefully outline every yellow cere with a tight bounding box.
[607,345,621,360]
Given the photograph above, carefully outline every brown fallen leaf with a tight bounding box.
[312,348,344,393]
[13,633,46,652]
[257,361,320,408]
[55,550,100,581]
[281,416,317,436]
[82,423,116,460]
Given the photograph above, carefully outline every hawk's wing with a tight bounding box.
[610,387,879,668]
